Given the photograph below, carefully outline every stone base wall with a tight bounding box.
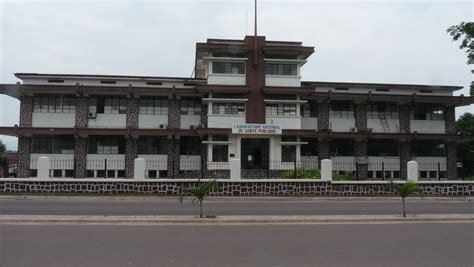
[1,179,471,197]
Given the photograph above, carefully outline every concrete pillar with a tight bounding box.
[317,103,330,131]
[75,97,89,128]
[17,137,31,178]
[318,140,330,169]
[444,106,456,134]
[167,137,180,178]
[230,158,241,180]
[399,141,411,180]
[446,142,457,180]
[134,158,146,180]
[407,160,418,181]
[74,137,88,178]
[19,95,33,127]
[126,97,139,129]
[355,104,367,131]
[321,159,332,181]
[355,141,368,180]
[37,156,51,179]
[399,105,411,133]
[125,138,138,178]
[167,99,181,129]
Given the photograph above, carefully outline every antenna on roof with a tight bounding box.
[253,0,258,67]
[254,0,257,37]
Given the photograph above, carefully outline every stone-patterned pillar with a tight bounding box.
[126,97,139,129]
[19,95,33,127]
[168,99,181,129]
[317,103,330,131]
[355,104,367,131]
[167,137,180,178]
[399,105,411,133]
[201,137,208,172]
[200,104,208,127]
[399,141,411,180]
[355,141,368,179]
[75,97,89,128]
[318,141,329,168]
[446,142,457,180]
[444,106,455,134]
[125,138,138,178]
[17,137,31,178]
[74,137,88,178]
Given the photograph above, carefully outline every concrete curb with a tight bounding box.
[1,214,473,224]
[0,195,471,202]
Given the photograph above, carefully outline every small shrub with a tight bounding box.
[332,171,353,181]
[283,168,321,179]
[462,176,474,181]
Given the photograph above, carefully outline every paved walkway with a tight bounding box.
[0,196,472,216]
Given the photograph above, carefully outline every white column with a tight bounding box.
[230,158,241,180]
[134,158,146,180]
[407,160,418,181]
[321,159,332,181]
[37,156,50,179]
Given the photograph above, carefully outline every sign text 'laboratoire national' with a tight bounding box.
[232,124,282,135]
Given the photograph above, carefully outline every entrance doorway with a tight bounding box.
[241,138,270,169]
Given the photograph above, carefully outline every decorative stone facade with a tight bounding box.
[74,137,88,178]
[355,104,367,131]
[355,141,368,179]
[75,97,89,128]
[317,103,329,131]
[446,142,457,180]
[399,141,411,180]
[0,179,471,197]
[399,105,411,133]
[17,137,31,178]
[126,97,139,129]
[200,104,208,127]
[444,106,456,134]
[318,141,330,162]
[19,95,33,127]
[125,138,138,178]
[168,99,181,129]
[167,137,180,177]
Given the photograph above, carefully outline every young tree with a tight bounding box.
[179,180,217,218]
[447,22,474,95]
[387,181,422,217]
[456,113,474,178]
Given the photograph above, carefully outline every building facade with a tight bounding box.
[0,36,473,179]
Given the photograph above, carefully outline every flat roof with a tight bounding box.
[302,80,463,91]
[14,73,206,83]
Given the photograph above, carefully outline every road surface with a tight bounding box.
[0,196,472,216]
[1,222,472,267]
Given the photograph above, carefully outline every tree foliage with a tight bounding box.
[456,113,474,161]
[0,141,7,176]
[447,21,474,95]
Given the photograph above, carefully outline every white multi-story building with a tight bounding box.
[0,36,472,179]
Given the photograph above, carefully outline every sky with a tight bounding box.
[0,0,473,150]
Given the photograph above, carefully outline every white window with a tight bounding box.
[212,62,245,74]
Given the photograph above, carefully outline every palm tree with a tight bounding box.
[179,180,217,218]
[387,180,423,217]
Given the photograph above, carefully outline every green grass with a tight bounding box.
[282,168,321,179]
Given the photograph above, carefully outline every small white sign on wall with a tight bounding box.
[232,123,282,135]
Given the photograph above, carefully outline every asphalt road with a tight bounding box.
[0,197,472,216]
[1,222,472,267]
